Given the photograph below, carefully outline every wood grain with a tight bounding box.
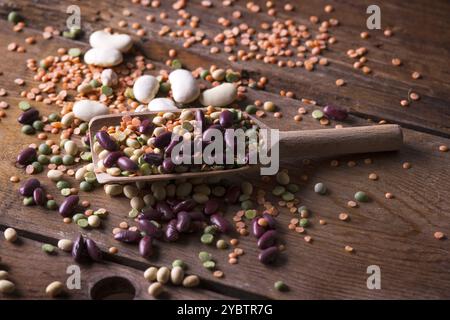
[0,1,449,300]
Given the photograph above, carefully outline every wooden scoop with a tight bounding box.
[89,110,403,184]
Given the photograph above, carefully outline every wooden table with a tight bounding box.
[0,0,449,299]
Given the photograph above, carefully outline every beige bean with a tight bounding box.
[170,266,184,285]
[46,281,64,297]
[0,270,9,280]
[144,267,158,281]
[57,239,73,252]
[0,279,15,293]
[4,228,17,242]
[156,267,170,284]
[182,275,200,288]
[148,282,164,297]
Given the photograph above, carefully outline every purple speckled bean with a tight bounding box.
[143,152,163,165]
[138,219,163,239]
[18,108,39,125]
[117,156,138,172]
[33,187,45,206]
[156,202,174,221]
[166,198,181,208]
[154,131,172,149]
[176,211,191,233]
[165,219,179,242]
[204,199,219,215]
[103,151,124,168]
[225,185,240,204]
[72,234,89,263]
[323,105,348,121]
[252,218,266,238]
[139,208,162,221]
[257,230,277,249]
[59,195,79,217]
[17,147,37,166]
[139,235,153,258]
[138,119,154,135]
[164,135,182,157]
[262,212,276,229]
[195,109,206,130]
[189,211,206,221]
[19,178,40,197]
[210,214,232,234]
[114,230,142,243]
[86,238,103,262]
[162,158,175,173]
[173,199,196,213]
[258,246,279,264]
[219,109,233,128]
[96,131,118,151]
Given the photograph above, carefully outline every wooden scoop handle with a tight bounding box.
[277,124,403,160]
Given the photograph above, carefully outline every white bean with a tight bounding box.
[133,75,159,103]
[73,100,109,122]
[199,83,237,107]
[89,30,133,53]
[84,47,123,67]
[169,69,200,104]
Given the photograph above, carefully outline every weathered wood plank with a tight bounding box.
[1,0,449,135]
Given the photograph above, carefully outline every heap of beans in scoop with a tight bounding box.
[93,108,259,177]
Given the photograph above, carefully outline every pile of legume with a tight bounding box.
[92,108,259,177]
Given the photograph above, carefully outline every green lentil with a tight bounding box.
[50,155,63,165]
[159,82,171,94]
[299,218,309,227]
[22,125,35,135]
[18,101,31,111]
[32,120,44,131]
[80,181,93,192]
[274,280,288,292]
[72,213,85,223]
[226,71,240,82]
[62,154,74,165]
[216,239,228,250]
[84,172,97,184]
[42,244,56,254]
[56,180,70,190]
[8,11,21,24]
[68,48,82,57]
[23,197,34,206]
[200,233,214,245]
[281,192,294,201]
[204,225,218,235]
[171,59,183,69]
[200,69,210,79]
[124,87,135,99]
[314,182,327,195]
[80,151,92,161]
[38,143,51,155]
[128,208,139,218]
[241,200,254,210]
[172,259,187,269]
[276,171,290,185]
[37,154,49,165]
[272,185,286,196]
[61,188,72,196]
[90,79,101,88]
[245,104,257,114]
[298,206,309,215]
[354,191,369,202]
[203,261,216,270]
[287,184,300,193]
[78,123,89,134]
[198,251,212,262]
[32,162,43,173]
[48,113,60,122]
[101,85,113,96]
[244,209,257,220]
[46,200,58,210]
[77,219,89,228]
[312,110,324,119]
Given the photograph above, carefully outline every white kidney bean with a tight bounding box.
[199,83,237,107]
[133,75,160,104]
[169,69,200,104]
